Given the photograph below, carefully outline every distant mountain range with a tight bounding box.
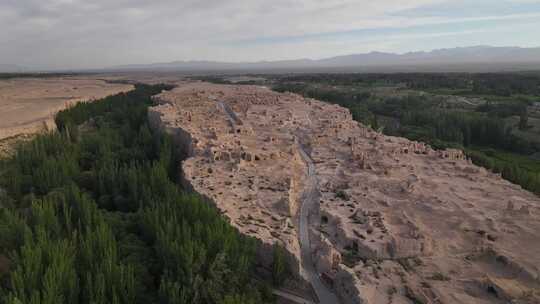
[0,64,24,73]
[3,46,540,73]
[112,46,540,72]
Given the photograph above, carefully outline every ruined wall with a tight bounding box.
[334,266,365,304]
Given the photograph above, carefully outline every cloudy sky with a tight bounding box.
[2,0,540,69]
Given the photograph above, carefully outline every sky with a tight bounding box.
[1,0,540,70]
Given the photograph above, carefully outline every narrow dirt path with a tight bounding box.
[296,137,340,304]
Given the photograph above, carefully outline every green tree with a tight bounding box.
[271,244,289,287]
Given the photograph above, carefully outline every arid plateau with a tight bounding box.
[149,82,540,304]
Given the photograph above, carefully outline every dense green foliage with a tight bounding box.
[0,84,273,303]
[367,96,537,154]
[270,245,289,287]
[467,148,540,193]
[270,72,540,97]
[271,74,540,194]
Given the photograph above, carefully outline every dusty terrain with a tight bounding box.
[0,76,133,155]
[149,82,540,304]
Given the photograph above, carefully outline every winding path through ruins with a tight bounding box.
[216,100,241,127]
[296,139,340,304]
[215,98,339,303]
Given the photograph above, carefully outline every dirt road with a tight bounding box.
[296,137,340,304]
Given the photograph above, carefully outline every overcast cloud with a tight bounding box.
[1,0,540,69]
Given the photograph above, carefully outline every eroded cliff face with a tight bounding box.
[149,82,540,304]
[147,85,307,283]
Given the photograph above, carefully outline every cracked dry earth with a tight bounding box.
[149,82,540,304]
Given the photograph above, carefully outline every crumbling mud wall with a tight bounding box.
[148,102,194,159]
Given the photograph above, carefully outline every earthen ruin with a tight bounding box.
[149,82,540,304]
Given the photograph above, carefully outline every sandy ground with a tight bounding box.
[150,82,540,304]
[0,76,133,156]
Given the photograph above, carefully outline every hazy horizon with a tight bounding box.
[2,0,540,70]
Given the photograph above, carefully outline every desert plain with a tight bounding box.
[0,76,133,155]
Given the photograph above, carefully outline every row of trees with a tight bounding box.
[0,73,77,80]
[467,150,540,194]
[392,105,537,154]
[272,72,540,96]
[0,84,277,303]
